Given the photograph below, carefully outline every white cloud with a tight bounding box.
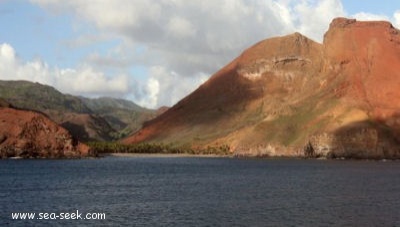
[349,11,400,30]
[0,43,132,98]
[394,11,400,28]
[351,12,389,21]
[166,16,196,39]
[133,66,164,108]
[145,66,208,107]
[0,43,16,62]
[289,0,345,42]
[140,76,159,109]
[0,43,53,84]
[56,66,130,96]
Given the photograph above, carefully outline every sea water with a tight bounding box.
[1,156,399,226]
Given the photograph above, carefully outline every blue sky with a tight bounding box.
[0,0,399,108]
[342,1,400,15]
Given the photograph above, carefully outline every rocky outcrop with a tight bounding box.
[0,107,94,158]
[305,124,399,159]
[124,18,400,159]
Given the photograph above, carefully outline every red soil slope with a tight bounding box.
[324,18,400,121]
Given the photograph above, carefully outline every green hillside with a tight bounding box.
[0,80,91,113]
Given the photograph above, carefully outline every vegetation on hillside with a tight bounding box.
[0,80,90,113]
[87,141,231,155]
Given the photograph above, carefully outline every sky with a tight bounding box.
[1,0,400,109]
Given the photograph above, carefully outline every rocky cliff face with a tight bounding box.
[124,18,400,159]
[0,107,93,158]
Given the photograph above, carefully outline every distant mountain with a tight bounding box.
[79,97,157,138]
[123,18,400,159]
[80,96,148,112]
[0,80,157,141]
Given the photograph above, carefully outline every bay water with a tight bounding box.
[1,156,399,226]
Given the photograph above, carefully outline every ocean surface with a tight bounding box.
[1,156,399,226]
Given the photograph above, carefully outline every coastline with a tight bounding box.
[101,153,398,161]
[103,153,231,158]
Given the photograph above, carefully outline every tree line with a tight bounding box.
[87,141,231,155]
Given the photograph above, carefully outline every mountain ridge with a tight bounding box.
[123,17,400,159]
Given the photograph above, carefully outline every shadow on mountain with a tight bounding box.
[306,114,400,159]
[101,115,127,131]
[61,122,90,142]
[332,119,399,159]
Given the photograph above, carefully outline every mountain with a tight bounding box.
[0,80,157,141]
[0,105,92,158]
[80,96,147,112]
[123,18,400,159]
[79,97,157,139]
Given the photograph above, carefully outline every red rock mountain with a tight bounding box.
[0,102,92,158]
[123,18,400,159]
